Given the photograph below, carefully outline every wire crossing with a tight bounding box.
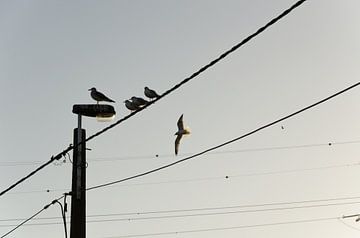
[0,0,308,197]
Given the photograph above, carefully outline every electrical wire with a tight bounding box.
[0,209,46,238]
[2,195,360,224]
[5,160,360,196]
[88,161,359,188]
[0,0,308,197]
[0,195,64,238]
[86,80,360,192]
[103,216,340,238]
[84,196,360,216]
[52,199,68,238]
[2,139,360,166]
[0,147,71,197]
[2,200,359,228]
[82,140,360,163]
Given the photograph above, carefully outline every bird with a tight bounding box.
[174,114,191,156]
[124,99,141,111]
[144,87,160,100]
[88,87,115,104]
[130,96,148,107]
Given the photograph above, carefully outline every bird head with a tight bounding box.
[88,87,96,92]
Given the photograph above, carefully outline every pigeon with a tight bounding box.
[130,96,148,107]
[124,99,141,111]
[144,87,160,100]
[88,87,115,104]
[174,114,191,155]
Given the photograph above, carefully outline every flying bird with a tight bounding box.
[130,96,148,107]
[174,114,191,156]
[88,87,115,104]
[124,99,141,111]
[144,87,160,100]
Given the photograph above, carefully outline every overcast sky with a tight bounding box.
[1,0,360,237]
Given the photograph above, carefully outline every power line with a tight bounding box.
[52,198,68,238]
[0,0,308,197]
[0,209,46,238]
[2,199,359,228]
[1,217,342,237]
[2,159,359,197]
[104,217,339,238]
[2,139,360,166]
[2,195,360,223]
[85,161,358,188]
[6,160,360,196]
[0,195,64,238]
[70,140,360,162]
[86,80,360,192]
[86,195,360,216]
[2,139,359,167]
[91,201,360,222]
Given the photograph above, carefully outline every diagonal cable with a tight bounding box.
[0,0,307,197]
[87,81,360,191]
[0,195,64,238]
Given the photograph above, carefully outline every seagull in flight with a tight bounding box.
[124,99,141,111]
[144,87,160,100]
[88,87,115,104]
[130,96,148,107]
[174,114,191,156]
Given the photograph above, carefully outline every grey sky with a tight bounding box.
[1,0,360,237]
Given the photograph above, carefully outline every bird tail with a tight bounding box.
[184,126,191,136]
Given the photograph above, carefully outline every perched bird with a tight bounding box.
[88,87,115,104]
[124,100,141,111]
[144,87,160,100]
[174,114,191,156]
[130,96,148,107]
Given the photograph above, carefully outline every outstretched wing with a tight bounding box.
[175,134,182,155]
[177,114,184,130]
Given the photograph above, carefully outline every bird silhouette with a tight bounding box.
[174,114,191,155]
[144,87,160,100]
[88,87,115,104]
[130,96,148,107]
[124,99,141,111]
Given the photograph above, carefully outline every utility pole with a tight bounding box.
[70,104,115,238]
[70,115,86,238]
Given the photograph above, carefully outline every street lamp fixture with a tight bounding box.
[70,104,116,238]
[72,104,116,118]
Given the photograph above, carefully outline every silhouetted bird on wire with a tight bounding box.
[130,96,148,107]
[144,87,160,100]
[124,99,141,111]
[174,114,191,156]
[88,87,115,104]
